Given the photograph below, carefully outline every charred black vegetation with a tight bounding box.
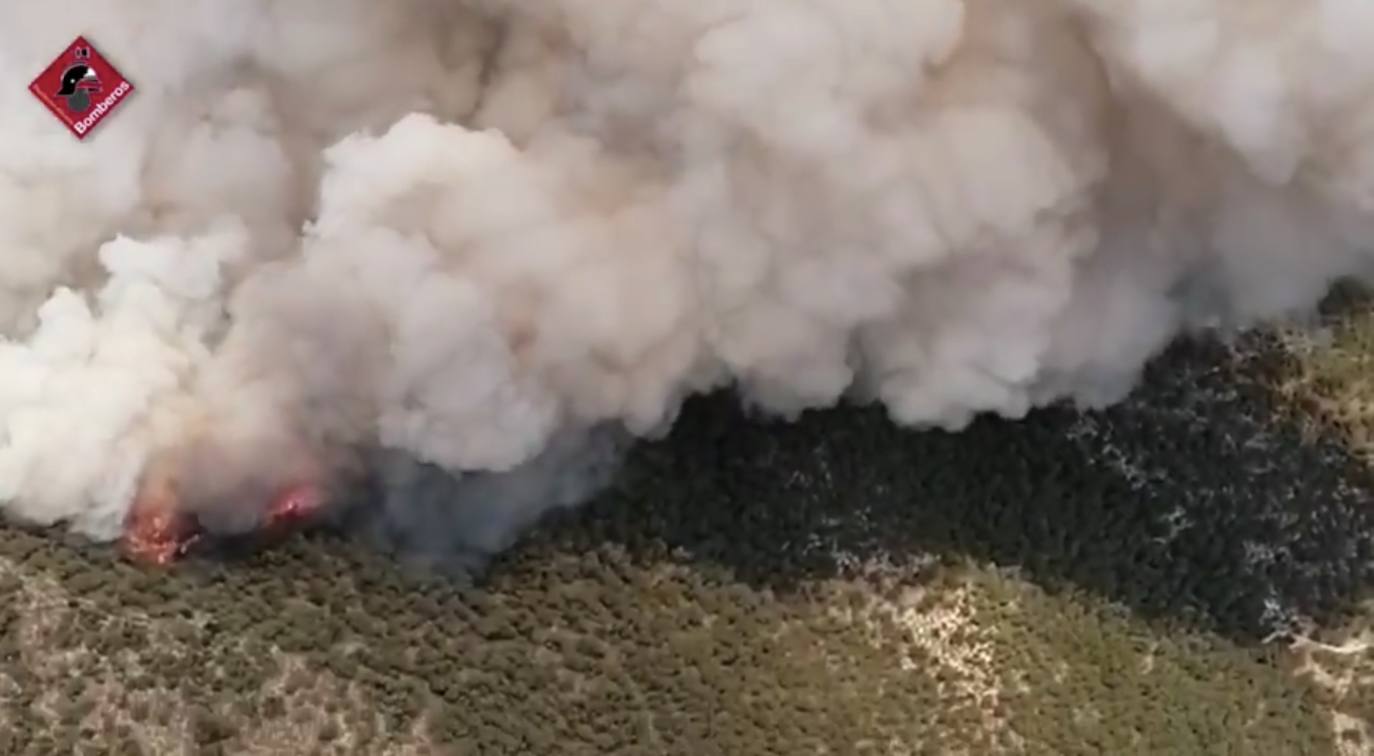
[0,330,1368,754]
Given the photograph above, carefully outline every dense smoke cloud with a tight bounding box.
[1,0,1373,545]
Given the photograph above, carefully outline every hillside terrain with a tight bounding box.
[1,308,1372,755]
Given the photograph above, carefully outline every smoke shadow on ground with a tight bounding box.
[325,428,631,574]
[499,335,1374,643]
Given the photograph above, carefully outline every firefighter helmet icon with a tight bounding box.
[56,46,101,113]
[29,36,134,140]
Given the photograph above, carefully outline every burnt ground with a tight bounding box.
[0,331,1371,755]
[567,333,1374,640]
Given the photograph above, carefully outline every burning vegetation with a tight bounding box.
[120,472,326,566]
[4,1,1374,557]
[0,334,1369,754]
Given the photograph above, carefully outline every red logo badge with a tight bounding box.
[29,36,135,140]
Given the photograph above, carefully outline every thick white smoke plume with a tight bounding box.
[2,0,1374,542]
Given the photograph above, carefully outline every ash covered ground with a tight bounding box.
[0,324,1372,755]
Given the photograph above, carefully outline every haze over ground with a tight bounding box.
[3,1,1374,547]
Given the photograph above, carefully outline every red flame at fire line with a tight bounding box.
[121,480,325,566]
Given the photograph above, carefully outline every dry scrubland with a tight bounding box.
[1,294,1373,754]
[1270,285,1374,755]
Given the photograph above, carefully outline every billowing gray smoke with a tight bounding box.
[2,0,1373,548]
